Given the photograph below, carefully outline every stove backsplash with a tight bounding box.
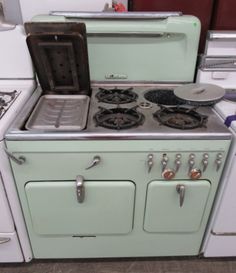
[31,14,200,83]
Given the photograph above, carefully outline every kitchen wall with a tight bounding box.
[129,0,236,53]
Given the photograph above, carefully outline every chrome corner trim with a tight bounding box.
[50,11,182,19]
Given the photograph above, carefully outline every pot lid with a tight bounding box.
[174,83,225,104]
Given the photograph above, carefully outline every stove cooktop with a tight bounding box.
[5,85,232,140]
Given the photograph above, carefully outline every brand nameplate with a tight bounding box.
[105,74,128,80]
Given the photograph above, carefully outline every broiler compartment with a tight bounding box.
[25,23,91,131]
[25,95,90,131]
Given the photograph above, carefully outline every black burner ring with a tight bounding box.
[144,89,184,105]
[96,87,138,104]
[94,107,144,130]
[153,107,208,130]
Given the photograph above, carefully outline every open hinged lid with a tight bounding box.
[25,22,91,95]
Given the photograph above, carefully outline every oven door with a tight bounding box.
[25,180,135,236]
[144,180,211,233]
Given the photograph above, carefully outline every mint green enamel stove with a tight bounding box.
[5,13,232,259]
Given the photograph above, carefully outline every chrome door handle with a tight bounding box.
[85,156,101,170]
[76,175,85,203]
[176,184,185,207]
[0,237,10,244]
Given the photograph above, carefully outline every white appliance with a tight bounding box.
[15,0,112,22]
[197,31,236,257]
[0,24,35,262]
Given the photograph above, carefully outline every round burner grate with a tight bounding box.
[153,107,208,130]
[96,87,137,104]
[94,107,145,130]
[144,89,184,105]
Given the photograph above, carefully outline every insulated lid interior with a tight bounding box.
[25,22,91,96]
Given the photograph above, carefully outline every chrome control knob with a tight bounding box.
[202,159,208,172]
[215,159,222,171]
[175,159,181,173]
[189,168,202,180]
[203,153,209,159]
[147,154,154,173]
[189,153,195,159]
[162,168,176,180]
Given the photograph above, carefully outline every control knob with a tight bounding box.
[162,168,176,180]
[189,168,202,180]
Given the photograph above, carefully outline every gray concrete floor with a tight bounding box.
[1,257,236,273]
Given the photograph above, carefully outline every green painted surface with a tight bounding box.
[6,139,231,258]
[144,180,210,233]
[25,181,135,235]
[32,15,200,82]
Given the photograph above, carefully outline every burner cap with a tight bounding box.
[94,107,144,130]
[153,107,207,130]
[144,89,184,105]
[96,87,137,104]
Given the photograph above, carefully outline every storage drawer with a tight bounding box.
[25,180,135,236]
[144,180,210,233]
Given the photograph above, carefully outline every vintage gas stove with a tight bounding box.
[0,25,35,262]
[5,14,232,259]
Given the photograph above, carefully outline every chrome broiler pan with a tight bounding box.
[25,22,91,131]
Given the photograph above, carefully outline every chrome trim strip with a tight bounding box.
[50,11,182,19]
[87,32,169,38]
[211,231,236,236]
[208,31,236,40]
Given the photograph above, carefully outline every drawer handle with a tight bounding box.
[85,155,101,170]
[0,237,11,244]
[76,175,85,203]
[176,184,185,207]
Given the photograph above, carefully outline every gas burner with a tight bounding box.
[96,87,138,104]
[144,89,184,105]
[153,106,208,130]
[0,90,20,119]
[94,106,144,130]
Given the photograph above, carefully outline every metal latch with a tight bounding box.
[76,175,85,203]
[4,149,26,165]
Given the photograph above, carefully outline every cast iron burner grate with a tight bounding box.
[153,106,208,130]
[94,106,145,130]
[144,89,184,105]
[96,87,138,104]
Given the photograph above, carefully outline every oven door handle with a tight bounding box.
[4,148,26,165]
[76,175,85,203]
